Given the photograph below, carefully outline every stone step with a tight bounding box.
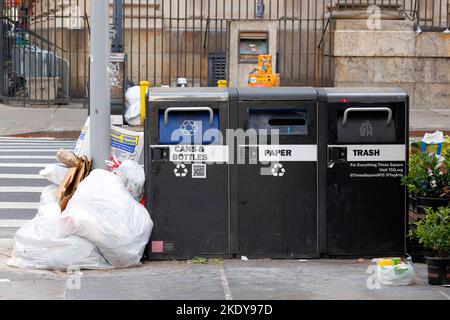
[329,0,402,11]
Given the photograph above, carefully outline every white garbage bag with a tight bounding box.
[376,260,416,286]
[39,163,69,185]
[60,169,152,268]
[8,186,111,270]
[124,86,141,126]
[115,160,145,201]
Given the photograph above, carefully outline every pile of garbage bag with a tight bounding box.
[8,152,152,270]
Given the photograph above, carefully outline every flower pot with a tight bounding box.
[416,196,450,215]
[408,193,417,212]
[426,256,450,285]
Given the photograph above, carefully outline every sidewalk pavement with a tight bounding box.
[0,243,449,300]
[0,104,87,137]
[0,104,449,137]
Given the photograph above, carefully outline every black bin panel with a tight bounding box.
[234,96,319,259]
[323,94,408,257]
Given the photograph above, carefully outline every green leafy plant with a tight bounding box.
[402,150,450,198]
[409,206,450,258]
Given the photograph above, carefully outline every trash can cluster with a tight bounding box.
[145,87,409,260]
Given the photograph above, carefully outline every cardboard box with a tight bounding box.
[248,73,280,87]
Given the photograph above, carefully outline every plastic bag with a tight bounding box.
[60,169,153,268]
[124,86,141,126]
[39,163,69,185]
[8,186,111,270]
[115,160,145,201]
[375,258,416,286]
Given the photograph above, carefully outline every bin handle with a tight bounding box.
[342,107,392,126]
[164,107,214,126]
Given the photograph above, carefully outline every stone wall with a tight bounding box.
[332,19,450,109]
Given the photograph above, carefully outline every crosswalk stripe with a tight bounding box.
[0,187,45,193]
[0,163,48,168]
[0,174,43,179]
[0,155,55,159]
[0,149,60,153]
[0,203,39,209]
[0,220,29,228]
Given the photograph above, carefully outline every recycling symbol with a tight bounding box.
[174,163,188,177]
[180,120,199,136]
[271,163,286,177]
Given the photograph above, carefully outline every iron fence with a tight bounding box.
[1,0,446,106]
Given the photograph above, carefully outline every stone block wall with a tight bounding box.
[332,20,450,109]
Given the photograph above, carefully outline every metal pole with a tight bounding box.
[90,0,111,169]
[0,0,4,97]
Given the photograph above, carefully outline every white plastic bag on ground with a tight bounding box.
[39,163,69,185]
[376,260,416,286]
[8,186,111,270]
[115,160,145,201]
[60,169,152,268]
[124,86,141,126]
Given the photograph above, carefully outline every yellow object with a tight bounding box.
[140,81,149,126]
[377,258,402,267]
[217,80,227,87]
[248,73,280,87]
[258,55,273,74]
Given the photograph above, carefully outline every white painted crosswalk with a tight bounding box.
[0,137,76,238]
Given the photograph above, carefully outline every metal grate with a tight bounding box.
[207,53,227,87]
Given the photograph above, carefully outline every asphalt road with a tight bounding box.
[0,137,76,239]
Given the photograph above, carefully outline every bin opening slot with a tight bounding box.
[158,108,220,145]
[268,118,306,126]
[337,107,396,143]
[247,109,308,135]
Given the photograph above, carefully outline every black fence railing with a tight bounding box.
[1,0,447,106]
[0,0,335,105]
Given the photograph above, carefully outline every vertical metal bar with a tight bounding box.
[185,0,187,77]
[299,0,303,84]
[76,0,80,102]
[53,0,57,102]
[320,0,325,86]
[146,0,149,81]
[131,0,134,84]
[67,0,72,97]
[138,0,142,82]
[290,0,294,79]
[200,0,204,86]
[161,0,164,84]
[176,0,180,81]
[84,0,87,102]
[168,0,172,86]
[192,0,195,86]
[328,0,333,86]
[0,0,4,97]
[282,0,287,80]
[153,0,156,84]
[306,0,310,84]
[313,0,318,83]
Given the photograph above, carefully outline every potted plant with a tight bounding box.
[402,151,450,214]
[409,206,450,285]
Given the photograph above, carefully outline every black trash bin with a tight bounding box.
[230,87,320,258]
[145,87,233,260]
[318,87,409,257]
